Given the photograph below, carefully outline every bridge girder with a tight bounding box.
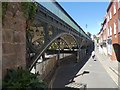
[26,4,92,70]
[27,28,81,70]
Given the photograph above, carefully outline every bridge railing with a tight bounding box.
[35,0,91,40]
[39,1,79,31]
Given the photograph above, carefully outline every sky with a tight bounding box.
[58,2,109,35]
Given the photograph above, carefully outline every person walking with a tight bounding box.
[92,51,95,59]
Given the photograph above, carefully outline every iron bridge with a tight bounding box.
[26,1,93,70]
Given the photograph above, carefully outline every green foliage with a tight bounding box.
[2,2,38,22]
[21,2,38,21]
[3,68,47,90]
[2,2,8,20]
[50,43,58,49]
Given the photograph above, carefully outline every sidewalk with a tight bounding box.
[52,53,118,88]
[95,47,120,87]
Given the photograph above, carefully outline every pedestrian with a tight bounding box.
[92,51,95,59]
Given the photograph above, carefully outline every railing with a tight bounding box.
[35,0,91,40]
[39,1,80,31]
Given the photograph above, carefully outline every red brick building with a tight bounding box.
[107,0,119,60]
[118,1,120,44]
[98,0,120,61]
[118,1,120,61]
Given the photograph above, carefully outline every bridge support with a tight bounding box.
[77,48,80,62]
[2,3,27,78]
[57,38,60,66]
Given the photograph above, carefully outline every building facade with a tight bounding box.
[98,0,120,61]
[119,1,120,44]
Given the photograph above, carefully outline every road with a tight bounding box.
[51,53,118,89]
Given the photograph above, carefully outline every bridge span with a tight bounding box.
[26,1,93,70]
[2,1,94,79]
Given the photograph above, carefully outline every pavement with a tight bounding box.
[51,51,118,89]
[95,46,120,88]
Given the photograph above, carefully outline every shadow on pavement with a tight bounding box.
[52,53,91,89]
[74,70,90,77]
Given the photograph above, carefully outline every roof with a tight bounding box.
[102,18,107,26]
[107,0,113,12]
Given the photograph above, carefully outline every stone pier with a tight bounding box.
[2,3,26,78]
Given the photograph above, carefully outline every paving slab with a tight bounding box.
[52,53,118,89]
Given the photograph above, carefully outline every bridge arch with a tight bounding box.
[28,32,80,70]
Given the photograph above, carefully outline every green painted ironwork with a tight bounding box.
[38,1,90,40]
[40,2,79,31]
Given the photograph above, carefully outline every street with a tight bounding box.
[52,51,118,89]
[2,1,120,90]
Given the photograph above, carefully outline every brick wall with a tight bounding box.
[2,3,26,78]
[118,9,120,44]
[107,1,119,60]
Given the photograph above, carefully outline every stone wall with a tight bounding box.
[35,56,57,81]
[0,2,2,89]
[2,2,26,78]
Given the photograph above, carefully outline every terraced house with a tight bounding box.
[98,0,120,61]
[118,1,120,60]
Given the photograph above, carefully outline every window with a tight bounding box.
[107,28,109,36]
[114,4,116,14]
[102,40,107,47]
[107,15,109,22]
[107,38,112,44]
[110,11,112,19]
[119,0,120,9]
[109,26,112,36]
[114,22,116,34]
